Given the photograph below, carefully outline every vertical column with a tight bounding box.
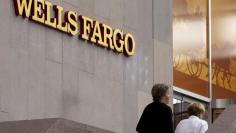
[153,0,173,107]
[207,0,213,124]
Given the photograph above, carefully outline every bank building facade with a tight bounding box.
[1,0,236,133]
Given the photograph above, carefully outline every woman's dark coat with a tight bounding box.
[136,101,174,133]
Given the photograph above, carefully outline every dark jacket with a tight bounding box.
[136,101,174,133]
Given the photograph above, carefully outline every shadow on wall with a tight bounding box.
[207,105,236,133]
[0,118,114,133]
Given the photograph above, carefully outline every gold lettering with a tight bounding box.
[45,0,56,28]
[79,15,93,40]
[12,0,136,57]
[113,29,124,53]
[90,21,104,46]
[102,24,114,49]
[32,0,45,24]
[54,5,68,32]
[13,0,33,17]
[65,11,78,36]
[124,33,136,56]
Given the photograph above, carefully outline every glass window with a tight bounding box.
[173,0,209,97]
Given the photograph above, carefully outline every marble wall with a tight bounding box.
[0,0,172,132]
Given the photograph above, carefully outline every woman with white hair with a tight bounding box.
[175,102,208,133]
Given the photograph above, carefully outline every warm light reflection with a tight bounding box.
[173,0,209,97]
[211,0,236,96]
[173,20,207,60]
[212,14,236,58]
[173,0,236,99]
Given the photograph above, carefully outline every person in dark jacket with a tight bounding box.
[136,84,174,133]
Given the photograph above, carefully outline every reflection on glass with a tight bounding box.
[173,0,209,97]
[212,0,236,98]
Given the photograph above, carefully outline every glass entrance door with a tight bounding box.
[173,92,209,129]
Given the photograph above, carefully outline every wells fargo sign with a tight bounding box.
[13,0,136,56]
